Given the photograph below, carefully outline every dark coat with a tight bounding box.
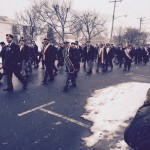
[123,49,133,61]
[20,45,29,61]
[57,46,64,62]
[116,47,125,59]
[44,45,57,66]
[32,44,38,57]
[5,43,21,70]
[105,47,114,60]
[68,47,79,68]
[83,45,96,61]
[124,89,150,150]
[0,46,7,61]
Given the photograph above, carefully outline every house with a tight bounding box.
[0,16,47,51]
[0,16,14,44]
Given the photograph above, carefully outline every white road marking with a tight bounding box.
[126,73,150,78]
[39,108,90,128]
[125,72,133,76]
[18,101,56,117]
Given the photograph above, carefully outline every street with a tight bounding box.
[0,62,150,150]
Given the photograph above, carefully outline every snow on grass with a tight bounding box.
[82,82,150,149]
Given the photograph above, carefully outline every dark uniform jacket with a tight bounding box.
[124,88,150,150]
[32,44,38,58]
[20,45,29,61]
[105,47,114,60]
[57,46,64,62]
[44,45,57,66]
[116,47,125,59]
[69,47,80,70]
[0,46,7,61]
[83,45,96,61]
[5,43,20,70]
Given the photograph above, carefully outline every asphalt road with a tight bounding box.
[0,62,150,150]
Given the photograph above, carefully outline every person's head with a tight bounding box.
[64,41,70,48]
[32,40,36,45]
[119,44,123,48]
[19,39,25,46]
[56,42,61,47]
[127,44,132,50]
[25,41,31,47]
[6,34,13,43]
[75,41,78,45]
[100,43,104,48]
[0,42,5,47]
[106,43,110,48]
[71,42,76,48]
[43,38,49,45]
[86,40,90,46]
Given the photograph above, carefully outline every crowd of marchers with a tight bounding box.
[0,34,150,92]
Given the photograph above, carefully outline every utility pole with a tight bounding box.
[109,0,123,43]
[137,17,145,44]
[138,17,144,32]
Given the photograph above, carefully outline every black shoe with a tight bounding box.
[3,87,13,92]
[41,67,45,69]
[87,71,92,75]
[70,84,77,88]
[24,75,29,78]
[54,72,57,76]
[96,69,99,73]
[23,80,28,90]
[48,78,54,82]
[42,82,47,85]
[63,86,68,92]
[123,69,127,71]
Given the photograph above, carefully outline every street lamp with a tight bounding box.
[115,15,127,19]
[110,14,127,43]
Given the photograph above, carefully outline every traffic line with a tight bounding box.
[126,73,150,78]
[39,108,90,128]
[125,72,133,76]
[18,101,56,117]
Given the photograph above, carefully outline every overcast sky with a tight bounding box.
[0,0,150,32]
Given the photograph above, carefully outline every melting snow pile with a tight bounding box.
[82,82,150,150]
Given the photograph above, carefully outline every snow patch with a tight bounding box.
[82,82,150,149]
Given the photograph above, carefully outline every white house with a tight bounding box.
[0,16,47,52]
[0,16,14,44]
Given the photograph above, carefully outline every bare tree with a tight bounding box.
[73,11,107,41]
[113,27,148,45]
[113,26,125,44]
[33,0,73,42]
[15,7,42,40]
[123,27,148,45]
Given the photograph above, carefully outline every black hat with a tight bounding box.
[43,37,49,41]
[64,41,69,44]
[0,42,5,45]
[71,42,75,45]
[6,34,13,39]
[75,41,78,44]
[106,43,110,46]
[19,38,26,42]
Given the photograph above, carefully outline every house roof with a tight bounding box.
[0,16,14,24]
